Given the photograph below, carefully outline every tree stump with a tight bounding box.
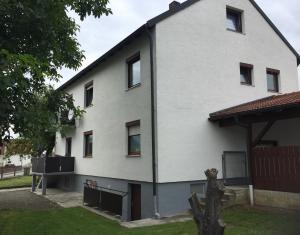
[189,169,225,235]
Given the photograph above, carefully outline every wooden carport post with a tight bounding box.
[245,120,275,206]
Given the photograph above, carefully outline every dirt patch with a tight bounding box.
[0,189,59,210]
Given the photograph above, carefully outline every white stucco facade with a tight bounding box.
[154,0,299,183]
[55,35,154,182]
[55,0,299,191]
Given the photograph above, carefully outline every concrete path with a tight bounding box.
[0,189,59,210]
[121,213,192,228]
[34,188,83,208]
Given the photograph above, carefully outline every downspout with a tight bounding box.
[145,25,160,218]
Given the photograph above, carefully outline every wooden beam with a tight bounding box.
[218,108,300,127]
[234,116,248,128]
[241,109,300,124]
[252,121,275,147]
[36,176,43,189]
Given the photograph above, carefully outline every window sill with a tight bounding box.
[126,154,141,158]
[226,28,245,35]
[84,104,94,110]
[240,83,254,87]
[83,156,93,158]
[268,90,280,94]
[126,83,141,91]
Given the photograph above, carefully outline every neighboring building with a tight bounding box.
[0,144,31,167]
[3,155,31,167]
[53,0,300,221]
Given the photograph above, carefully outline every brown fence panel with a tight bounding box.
[252,146,300,193]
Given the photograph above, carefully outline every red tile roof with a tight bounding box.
[210,91,300,120]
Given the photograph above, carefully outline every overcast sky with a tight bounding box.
[58,0,300,87]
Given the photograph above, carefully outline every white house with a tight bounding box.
[53,0,300,221]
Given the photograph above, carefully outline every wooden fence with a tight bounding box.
[252,146,300,193]
[0,166,23,179]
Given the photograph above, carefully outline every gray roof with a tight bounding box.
[59,0,300,90]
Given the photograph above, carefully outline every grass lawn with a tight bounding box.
[0,206,299,235]
[0,176,32,189]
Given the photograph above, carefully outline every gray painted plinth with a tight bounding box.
[56,174,209,220]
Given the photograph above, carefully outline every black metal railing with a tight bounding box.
[83,183,128,216]
[32,156,75,174]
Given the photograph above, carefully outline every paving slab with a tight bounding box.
[34,188,83,208]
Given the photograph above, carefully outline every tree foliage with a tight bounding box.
[5,138,34,157]
[5,87,84,158]
[0,0,111,151]
[20,87,84,157]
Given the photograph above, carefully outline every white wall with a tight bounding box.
[55,34,153,182]
[253,118,300,146]
[55,0,299,184]
[155,0,299,182]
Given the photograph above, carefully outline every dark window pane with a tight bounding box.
[240,66,252,85]
[128,56,141,88]
[85,134,93,156]
[66,138,72,157]
[227,13,238,30]
[267,72,279,92]
[227,9,242,32]
[129,135,140,155]
[85,85,93,107]
[132,60,141,86]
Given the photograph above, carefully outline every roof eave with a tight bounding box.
[58,0,202,91]
[58,24,148,91]
[58,0,300,91]
[209,102,300,122]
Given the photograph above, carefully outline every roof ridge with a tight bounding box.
[147,0,201,27]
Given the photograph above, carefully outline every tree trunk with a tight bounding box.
[189,169,225,235]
